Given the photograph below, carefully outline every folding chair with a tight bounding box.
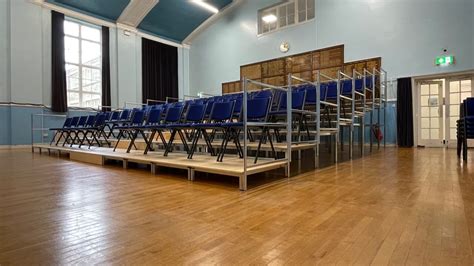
[113,110,146,152]
[188,101,235,160]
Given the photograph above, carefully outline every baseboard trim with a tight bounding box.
[0,145,32,150]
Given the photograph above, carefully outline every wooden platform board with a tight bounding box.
[110,138,318,152]
[32,144,288,191]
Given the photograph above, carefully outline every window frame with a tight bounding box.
[257,0,315,36]
[64,17,102,108]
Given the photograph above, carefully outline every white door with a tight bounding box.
[445,77,473,148]
[418,81,444,147]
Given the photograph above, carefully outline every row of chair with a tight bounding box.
[50,74,379,163]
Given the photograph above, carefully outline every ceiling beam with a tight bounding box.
[183,0,242,45]
[117,0,159,28]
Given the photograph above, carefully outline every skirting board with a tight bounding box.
[0,145,32,150]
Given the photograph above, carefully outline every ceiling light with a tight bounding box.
[191,0,219,14]
[262,14,277,24]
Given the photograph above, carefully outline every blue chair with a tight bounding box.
[269,89,307,141]
[56,116,79,146]
[219,97,275,163]
[117,108,164,154]
[113,110,146,152]
[188,101,235,159]
[143,106,184,155]
[77,113,109,149]
[49,117,73,145]
[164,103,207,156]
[64,116,88,147]
[108,109,131,137]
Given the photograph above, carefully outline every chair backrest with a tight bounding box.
[279,90,306,110]
[130,110,145,126]
[85,115,96,127]
[233,98,242,116]
[326,82,337,99]
[164,106,183,123]
[341,79,352,95]
[110,111,120,121]
[103,112,111,121]
[70,116,80,127]
[247,97,271,122]
[355,79,363,92]
[210,101,235,121]
[205,101,215,116]
[146,108,162,125]
[119,109,131,120]
[365,76,373,89]
[185,103,206,123]
[465,97,474,116]
[77,116,88,127]
[253,90,273,99]
[93,114,107,127]
[62,117,73,128]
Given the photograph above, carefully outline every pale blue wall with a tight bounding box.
[0,0,10,102]
[189,0,473,91]
[189,0,317,95]
[1,0,189,145]
[316,0,474,78]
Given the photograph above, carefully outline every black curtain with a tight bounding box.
[397,77,414,147]
[51,10,67,113]
[142,38,178,103]
[101,26,111,111]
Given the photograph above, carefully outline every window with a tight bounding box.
[258,0,314,35]
[64,19,102,108]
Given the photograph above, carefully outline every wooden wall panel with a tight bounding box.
[240,64,262,80]
[366,57,381,72]
[314,45,344,69]
[222,81,241,94]
[313,67,341,82]
[291,71,313,85]
[261,59,285,78]
[224,44,382,95]
[286,53,312,74]
[262,76,286,86]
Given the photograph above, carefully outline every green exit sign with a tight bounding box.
[435,55,454,66]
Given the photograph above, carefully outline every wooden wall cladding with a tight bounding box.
[240,64,261,80]
[312,66,341,82]
[222,44,382,94]
[287,53,313,73]
[313,46,344,69]
[261,59,286,78]
[222,81,241,94]
[344,57,382,75]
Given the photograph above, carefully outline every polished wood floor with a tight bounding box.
[1,148,473,265]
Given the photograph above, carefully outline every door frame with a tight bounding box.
[412,70,474,148]
[415,80,444,147]
[445,75,474,148]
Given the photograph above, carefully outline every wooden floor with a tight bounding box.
[1,148,474,265]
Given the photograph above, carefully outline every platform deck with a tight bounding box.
[32,144,288,190]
